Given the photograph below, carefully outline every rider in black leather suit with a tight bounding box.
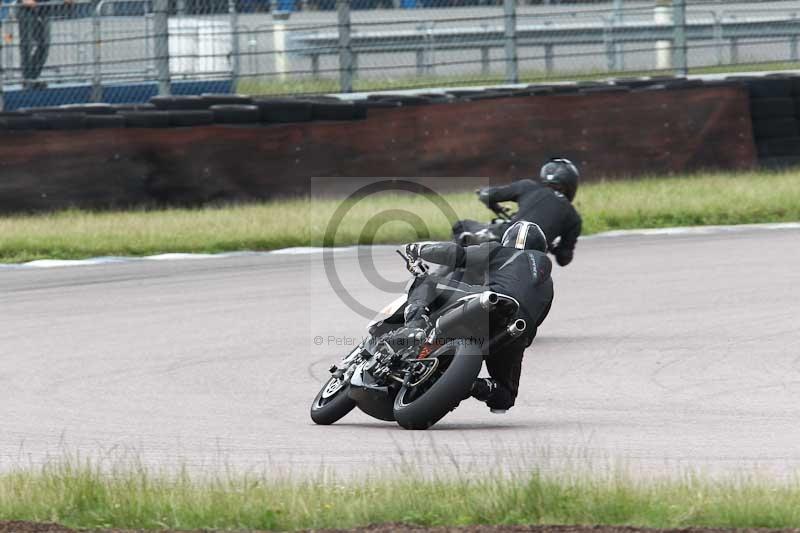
[402,221,554,412]
[454,158,582,267]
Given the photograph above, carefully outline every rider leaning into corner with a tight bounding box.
[454,157,582,267]
[399,221,554,413]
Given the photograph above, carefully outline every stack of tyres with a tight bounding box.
[743,75,800,168]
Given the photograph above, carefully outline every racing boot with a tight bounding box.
[469,378,508,413]
[469,378,496,402]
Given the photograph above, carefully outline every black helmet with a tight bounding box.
[540,157,579,201]
[501,221,548,252]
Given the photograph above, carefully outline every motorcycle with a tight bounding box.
[452,200,562,255]
[452,200,514,247]
[310,250,527,430]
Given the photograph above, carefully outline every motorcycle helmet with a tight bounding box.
[501,221,547,252]
[540,157,579,201]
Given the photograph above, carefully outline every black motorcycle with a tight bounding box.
[310,251,527,430]
[452,201,514,247]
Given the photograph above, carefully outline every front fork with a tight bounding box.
[329,341,369,381]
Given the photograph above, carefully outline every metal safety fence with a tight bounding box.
[2,0,800,109]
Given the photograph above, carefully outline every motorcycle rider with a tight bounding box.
[399,221,553,413]
[453,157,582,267]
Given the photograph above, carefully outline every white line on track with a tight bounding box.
[1,222,797,269]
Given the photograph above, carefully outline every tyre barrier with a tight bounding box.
[0,114,47,130]
[0,79,757,214]
[112,103,157,112]
[200,93,254,107]
[167,110,215,127]
[119,110,171,128]
[37,112,88,130]
[0,73,793,174]
[85,114,127,129]
[63,103,117,115]
[0,76,735,136]
[310,100,364,121]
[735,73,800,168]
[255,98,314,123]
[210,104,261,124]
[150,95,209,111]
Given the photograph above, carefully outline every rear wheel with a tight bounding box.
[393,341,483,430]
[310,376,356,425]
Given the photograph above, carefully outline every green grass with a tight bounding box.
[236,61,800,95]
[3,459,800,530]
[1,170,799,264]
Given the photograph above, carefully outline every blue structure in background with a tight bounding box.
[1,79,234,110]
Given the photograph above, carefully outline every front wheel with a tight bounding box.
[393,340,483,430]
[310,377,356,425]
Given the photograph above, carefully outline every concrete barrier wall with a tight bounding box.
[0,84,757,214]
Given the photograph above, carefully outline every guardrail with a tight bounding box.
[4,0,800,105]
[287,3,800,89]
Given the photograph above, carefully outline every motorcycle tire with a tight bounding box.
[310,376,357,425]
[393,340,483,430]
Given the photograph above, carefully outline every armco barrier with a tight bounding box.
[0,79,757,214]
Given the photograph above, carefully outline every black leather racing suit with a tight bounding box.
[406,241,554,410]
[455,179,582,266]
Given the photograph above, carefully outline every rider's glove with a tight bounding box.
[476,187,491,206]
[405,242,422,261]
[478,191,503,214]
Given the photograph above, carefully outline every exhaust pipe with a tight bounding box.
[507,319,526,338]
[479,291,499,310]
[485,319,528,352]
[436,291,499,340]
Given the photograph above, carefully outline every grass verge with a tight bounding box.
[0,170,799,264]
[2,460,800,531]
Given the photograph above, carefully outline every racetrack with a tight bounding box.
[2,226,800,479]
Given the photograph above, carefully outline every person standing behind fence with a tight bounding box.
[15,0,72,88]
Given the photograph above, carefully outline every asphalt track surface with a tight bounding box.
[2,226,800,479]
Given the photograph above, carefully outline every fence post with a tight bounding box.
[654,0,672,71]
[612,0,624,70]
[273,19,288,82]
[91,5,102,102]
[604,17,616,71]
[337,0,353,93]
[228,0,239,88]
[544,43,553,74]
[311,54,319,78]
[0,24,4,111]
[672,0,687,75]
[503,0,517,83]
[0,17,5,111]
[423,21,435,75]
[153,0,171,96]
[712,12,723,65]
